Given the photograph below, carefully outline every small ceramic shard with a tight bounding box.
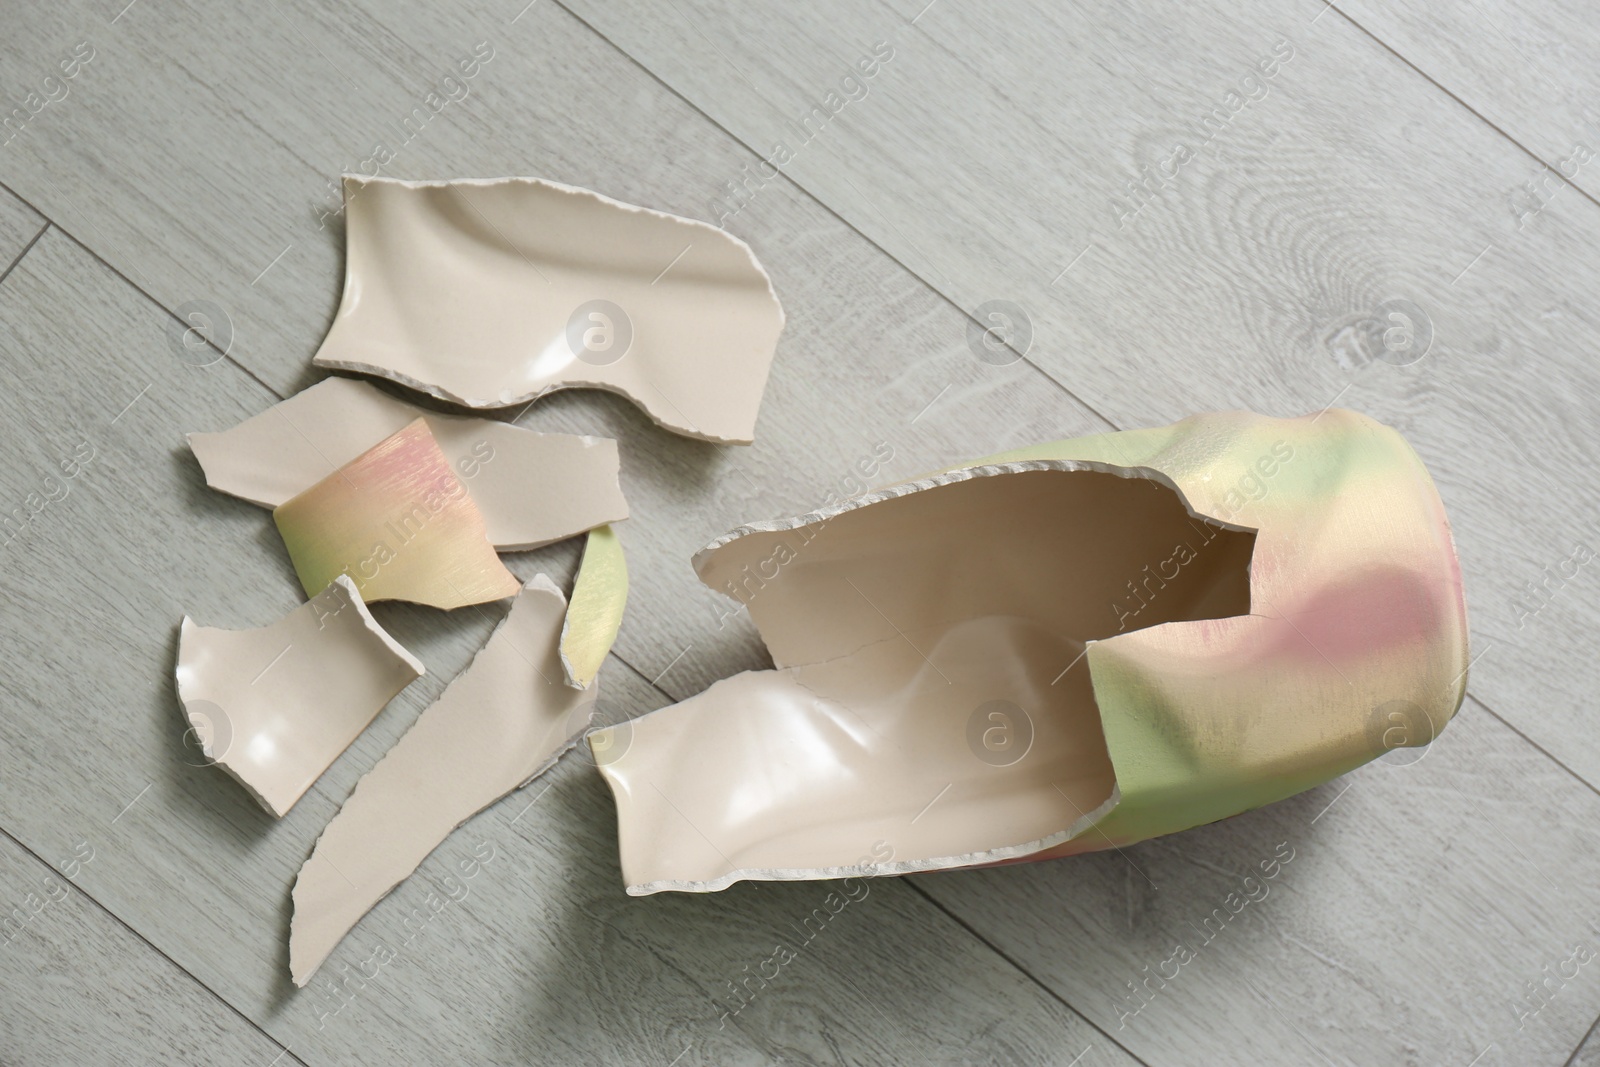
[559,525,628,689]
[289,575,596,986]
[310,176,785,444]
[592,410,1469,893]
[273,418,520,610]
[175,576,424,817]
[187,376,628,550]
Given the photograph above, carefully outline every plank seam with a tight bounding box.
[905,879,1154,1066]
[0,822,309,1067]
[1564,1009,1600,1067]
[0,180,284,404]
[542,0,1121,434]
[1326,3,1600,217]
[1466,692,1600,802]
[0,220,49,290]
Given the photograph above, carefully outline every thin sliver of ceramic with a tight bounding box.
[559,525,627,689]
[289,576,595,986]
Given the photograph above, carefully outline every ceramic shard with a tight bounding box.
[187,376,628,550]
[289,575,596,986]
[592,410,1469,893]
[273,418,521,610]
[559,525,627,689]
[594,463,1250,892]
[309,176,785,444]
[175,576,424,817]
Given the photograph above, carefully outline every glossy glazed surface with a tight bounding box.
[558,525,628,689]
[273,419,521,610]
[594,410,1469,892]
[175,576,425,818]
[188,376,627,551]
[596,460,1255,892]
[311,176,785,444]
[290,576,595,986]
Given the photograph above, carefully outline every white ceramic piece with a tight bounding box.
[175,576,425,818]
[592,411,1469,894]
[289,575,597,986]
[188,376,627,551]
[309,176,785,444]
[592,462,1248,893]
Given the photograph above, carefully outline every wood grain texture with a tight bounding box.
[2,0,1599,1063]
[0,183,1131,1065]
[918,697,1600,1065]
[0,186,44,276]
[554,0,1600,792]
[0,828,301,1066]
[0,0,1110,700]
[1574,1022,1600,1067]
[1335,0,1600,198]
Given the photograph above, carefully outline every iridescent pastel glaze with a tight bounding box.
[188,376,628,551]
[591,409,1468,893]
[273,419,520,610]
[976,407,1468,857]
[558,525,627,689]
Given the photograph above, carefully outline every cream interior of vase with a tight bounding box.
[597,463,1257,893]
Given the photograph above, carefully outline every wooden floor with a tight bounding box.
[2,0,1599,1062]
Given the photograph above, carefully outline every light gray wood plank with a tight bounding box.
[0,186,45,275]
[1574,1019,1600,1066]
[4,2,1599,1065]
[0,0,1111,700]
[1333,0,1600,203]
[551,0,1600,791]
[470,1,1600,1063]
[0,828,301,1067]
[916,697,1600,1065]
[0,208,1135,1064]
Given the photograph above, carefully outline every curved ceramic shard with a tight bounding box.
[187,376,628,550]
[273,418,520,610]
[594,463,1253,893]
[593,410,1468,893]
[559,525,628,689]
[598,620,1124,894]
[289,576,596,986]
[175,576,425,818]
[310,176,785,444]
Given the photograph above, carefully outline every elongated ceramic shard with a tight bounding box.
[289,576,596,986]
[309,176,785,444]
[187,376,628,550]
[175,576,424,817]
[559,525,627,689]
[273,418,520,610]
[593,410,1469,893]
